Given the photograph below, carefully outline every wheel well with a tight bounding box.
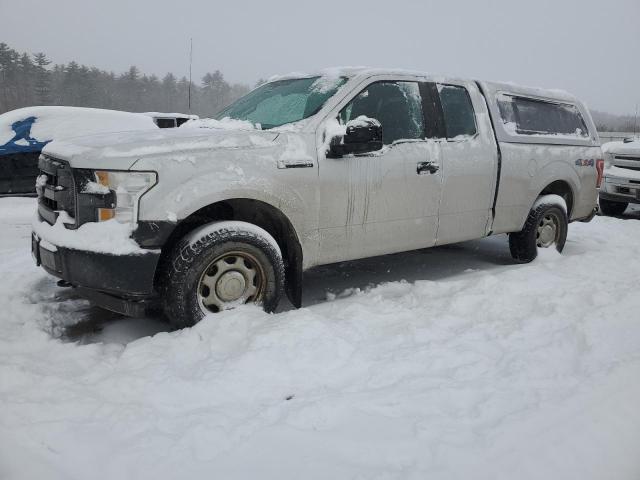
[540,180,574,217]
[154,199,303,307]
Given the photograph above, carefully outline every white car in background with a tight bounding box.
[599,138,640,215]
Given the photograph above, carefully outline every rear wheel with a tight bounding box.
[161,221,284,329]
[509,201,568,263]
[598,197,628,216]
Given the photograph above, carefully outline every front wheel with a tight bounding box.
[161,221,285,329]
[598,197,628,216]
[509,201,568,263]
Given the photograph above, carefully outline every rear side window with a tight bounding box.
[498,95,589,137]
[438,85,477,138]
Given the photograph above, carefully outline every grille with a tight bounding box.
[37,156,76,226]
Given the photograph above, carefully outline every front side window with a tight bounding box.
[216,76,346,129]
[438,84,477,138]
[498,95,589,137]
[339,81,425,145]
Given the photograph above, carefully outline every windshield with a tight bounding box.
[215,76,347,129]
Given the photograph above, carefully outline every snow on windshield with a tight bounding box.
[213,75,347,129]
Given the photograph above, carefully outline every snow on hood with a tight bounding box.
[0,106,157,148]
[43,125,279,169]
[180,117,257,130]
[602,140,640,155]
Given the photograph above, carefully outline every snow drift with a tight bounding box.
[1,198,639,480]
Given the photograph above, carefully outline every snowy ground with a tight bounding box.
[1,197,640,480]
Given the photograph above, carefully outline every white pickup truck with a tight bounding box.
[599,138,640,215]
[31,68,602,327]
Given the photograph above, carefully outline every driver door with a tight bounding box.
[316,80,443,264]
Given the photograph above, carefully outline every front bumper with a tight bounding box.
[600,175,640,205]
[599,190,640,205]
[32,232,161,316]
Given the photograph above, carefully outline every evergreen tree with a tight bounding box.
[33,52,52,105]
[0,42,252,117]
[161,73,178,112]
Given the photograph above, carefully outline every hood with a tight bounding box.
[42,127,280,169]
[604,140,640,156]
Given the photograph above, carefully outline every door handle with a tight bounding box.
[417,161,439,175]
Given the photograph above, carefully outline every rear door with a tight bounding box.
[431,81,498,245]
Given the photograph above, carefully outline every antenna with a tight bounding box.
[634,102,638,138]
[188,38,193,113]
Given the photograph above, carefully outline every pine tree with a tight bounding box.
[0,42,251,116]
[201,70,231,116]
[18,53,35,106]
[161,73,178,112]
[33,52,52,105]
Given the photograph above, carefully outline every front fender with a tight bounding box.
[133,140,320,264]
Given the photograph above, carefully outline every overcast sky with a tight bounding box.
[1,0,638,114]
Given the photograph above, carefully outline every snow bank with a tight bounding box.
[0,106,157,146]
[2,198,640,479]
[32,214,152,255]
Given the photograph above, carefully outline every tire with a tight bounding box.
[598,197,628,216]
[161,221,285,329]
[509,202,568,263]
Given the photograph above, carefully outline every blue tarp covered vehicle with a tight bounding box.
[0,116,51,195]
[0,107,165,195]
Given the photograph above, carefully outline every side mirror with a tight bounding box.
[328,117,383,158]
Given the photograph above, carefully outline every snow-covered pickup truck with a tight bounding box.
[599,139,640,215]
[31,68,602,327]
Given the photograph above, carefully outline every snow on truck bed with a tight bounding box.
[1,198,640,479]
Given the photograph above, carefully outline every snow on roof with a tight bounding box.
[265,67,579,103]
[266,66,447,83]
[0,106,158,154]
[266,66,371,82]
[480,80,577,104]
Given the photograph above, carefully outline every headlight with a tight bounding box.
[94,171,157,224]
[603,153,613,170]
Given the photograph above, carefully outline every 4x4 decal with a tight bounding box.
[575,158,595,167]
